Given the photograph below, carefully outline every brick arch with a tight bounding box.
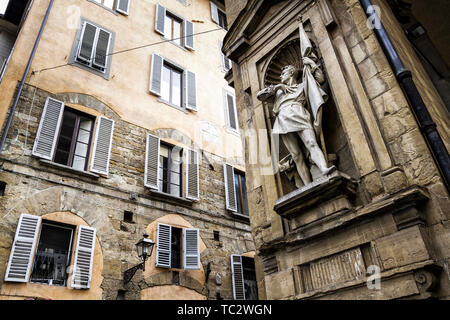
[54,92,121,121]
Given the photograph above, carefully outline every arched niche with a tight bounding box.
[259,28,358,196]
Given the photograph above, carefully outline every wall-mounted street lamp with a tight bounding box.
[123,233,155,284]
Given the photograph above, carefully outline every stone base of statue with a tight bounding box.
[273,171,358,229]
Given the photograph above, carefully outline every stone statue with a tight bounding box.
[257,17,335,187]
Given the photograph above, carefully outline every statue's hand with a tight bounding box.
[302,57,316,68]
[257,86,275,101]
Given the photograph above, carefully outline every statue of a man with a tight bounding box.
[257,61,335,186]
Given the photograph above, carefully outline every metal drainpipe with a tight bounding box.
[359,0,450,192]
[0,0,54,155]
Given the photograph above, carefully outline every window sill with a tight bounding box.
[87,0,119,15]
[39,159,100,179]
[147,189,193,205]
[230,211,250,221]
[157,98,188,114]
[226,127,241,136]
[160,35,188,52]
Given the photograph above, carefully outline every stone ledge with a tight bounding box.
[274,171,358,219]
[39,159,100,179]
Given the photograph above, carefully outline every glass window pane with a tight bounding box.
[165,15,172,39]
[103,0,114,9]
[241,175,249,215]
[161,65,171,102]
[234,173,242,213]
[79,119,93,131]
[74,142,88,157]
[172,70,182,107]
[173,20,181,46]
[77,129,91,144]
[170,184,180,197]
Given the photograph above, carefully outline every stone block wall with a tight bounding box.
[0,83,254,300]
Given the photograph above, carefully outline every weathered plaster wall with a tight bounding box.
[0,0,242,161]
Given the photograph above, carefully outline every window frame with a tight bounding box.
[233,169,249,217]
[69,18,115,80]
[53,107,95,172]
[87,0,129,15]
[161,62,184,109]
[158,141,184,198]
[217,8,228,31]
[164,12,184,47]
[223,89,240,135]
[29,220,76,287]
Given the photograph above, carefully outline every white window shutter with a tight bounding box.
[116,0,130,15]
[32,97,64,160]
[186,148,200,201]
[71,226,96,289]
[144,133,160,189]
[184,228,200,270]
[231,255,246,300]
[150,53,164,96]
[224,163,237,212]
[185,70,197,111]
[225,92,238,131]
[156,223,171,268]
[210,1,219,24]
[155,4,166,35]
[4,214,41,283]
[90,116,115,175]
[77,22,97,63]
[220,41,231,72]
[184,20,194,51]
[93,29,111,69]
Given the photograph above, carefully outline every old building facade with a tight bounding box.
[0,0,257,300]
[223,0,450,299]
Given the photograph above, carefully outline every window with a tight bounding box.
[123,211,134,223]
[90,0,130,15]
[0,181,6,196]
[220,42,232,72]
[30,221,75,286]
[158,142,183,197]
[224,164,249,217]
[149,54,197,111]
[161,63,183,108]
[69,19,115,79]
[231,255,258,300]
[33,97,115,176]
[234,170,249,216]
[54,108,95,171]
[224,90,239,133]
[210,1,228,30]
[145,133,200,201]
[5,214,97,290]
[156,223,200,270]
[155,4,194,50]
[165,13,183,47]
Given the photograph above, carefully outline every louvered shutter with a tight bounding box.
[90,116,115,175]
[220,41,231,72]
[155,4,166,35]
[77,22,97,63]
[186,148,199,201]
[210,1,219,24]
[4,214,41,283]
[32,97,64,160]
[156,223,171,268]
[184,228,200,270]
[224,163,237,212]
[150,53,164,96]
[231,255,246,300]
[116,0,130,15]
[71,226,96,289]
[93,29,111,69]
[144,133,160,189]
[225,92,238,131]
[185,71,197,111]
[184,20,194,50]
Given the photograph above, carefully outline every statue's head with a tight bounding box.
[280,65,299,84]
